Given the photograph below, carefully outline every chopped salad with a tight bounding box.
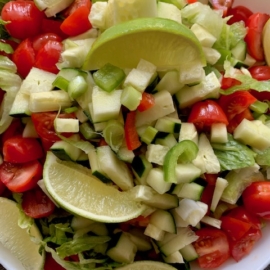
[0,0,270,269]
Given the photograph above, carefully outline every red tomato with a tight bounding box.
[34,40,62,74]
[62,0,91,17]
[249,66,270,101]
[22,187,55,218]
[3,136,44,163]
[137,92,155,112]
[1,118,24,146]
[41,18,68,39]
[31,112,76,142]
[12,38,35,78]
[242,181,270,220]
[221,216,251,241]
[218,91,257,121]
[1,1,44,40]
[229,227,262,262]
[44,253,65,270]
[245,13,270,61]
[0,180,6,195]
[209,0,234,16]
[193,227,230,269]
[227,6,253,25]
[221,77,241,90]
[188,100,229,131]
[32,33,62,53]
[0,160,43,192]
[200,184,215,214]
[227,108,254,133]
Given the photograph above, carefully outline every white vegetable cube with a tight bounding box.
[120,85,142,111]
[233,119,270,150]
[210,123,228,143]
[145,144,170,166]
[179,64,205,85]
[202,47,221,65]
[190,23,217,47]
[91,86,122,123]
[89,2,108,29]
[144,223,165,241]
[157,2,182,24]
[210,177,228,212]
[54,118,79,133]
[175,163,201,184]
[146,168,172,194]
[179,123,198,145]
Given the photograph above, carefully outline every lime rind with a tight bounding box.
[0,197,45,270]
[43,152,146,223]
[83,17,206,70]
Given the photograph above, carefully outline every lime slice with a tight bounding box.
[83,17,206,70]
[263,18,270,65]
[43,151,146,223]
[116,261,177,269]
[0,197,44,270]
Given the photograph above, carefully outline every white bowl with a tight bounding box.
[1,0,270,270]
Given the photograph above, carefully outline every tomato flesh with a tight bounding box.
[227,5,253,25]
[0,160,43,193]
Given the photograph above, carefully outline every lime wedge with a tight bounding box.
[0,197,44,270]
[43,151,146,223]
[83,17,206,70]
[263,18,270,65]
[116,261,177,269]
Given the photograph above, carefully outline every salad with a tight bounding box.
[0,0,270,269]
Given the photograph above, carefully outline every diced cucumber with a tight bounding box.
[22,118,38,138]
[155,116,181,133]
[210,123,228,143]
[107,232,137,264]
[150,209,176,234]
[146,167,172,194]
[172,182,204,201]
[144,193,179,210]
[179,243,198,262]
[135,90,175,127]
[163,251,184,264]
[144,223,165,241]
[117,143,135,163]
[231,40,247,62]
[97,146,134,190]
[210,177,228,212]
[201,216,222,229]
[127,228,152,251]
[131,155,153,185]
[54,118,79,133]
[202,47,221,65]
[179,64,205,85]
[145,144,170,166]
[80,122,100,140]
[89,1,108,29]
[190,23,217,47]
[179,123,198,145]
[175,163,201,184]
[120,85,142,111]
[155,133,178,148]
[140,126,158,145]
[157,1,182,24]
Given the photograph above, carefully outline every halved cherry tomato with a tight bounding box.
[1,1,44,40]
[209,0,234,16]
[60,0,92,36]
[227,6,253,25]
[1,118,24,146]
[34,40,62,74]
[221,77,241,90]
[22,187,56,218]
[137,92,155,112]
[242,181,270,220]
[124,111,141,151]
[31,112,76,142]
[12,38,35,78]
[188,100,229,131]
[32,33,62,53]
[193,227,230,269]
[44,253,65,270]
[218,91,257,121]
[249,66,270,101]
[227,108,254,133]
[3,136,44,163]
[0,160,43,192]
[41,18,68,39]
[229,227,262,262]
[245,13,270,61]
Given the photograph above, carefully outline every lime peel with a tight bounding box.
[43,151,146,223]
[83,17,206,70]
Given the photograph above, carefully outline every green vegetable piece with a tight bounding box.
[53,76,70,91]
[250,100,269,114]
[163,140,198,183]
[68,75,88,99]
[93,63,126,92]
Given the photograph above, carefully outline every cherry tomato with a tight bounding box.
[1,118,24,146]
[12,38,35,78]
[41,18,68,39]
[32,33,62,53]
[227,6,253,25]
[209,0,234,16]
[193,227,230,268]
[218,91,257,121]
[62,0,91,17]
[0,160,43,193]
[249,66,270,101]
[31,112,76,142]
[242,181,270,220]
[1,1,44,40]
[137,92,155,112]
[44,253,65,270]
[3,136,44,163]
[22,187,56,218]
[227,108,254,133]
[221,77,241,90]
[34,40,62,74]
[229,227,262,262]
[245,13,270,61]
[188,100,229,131]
